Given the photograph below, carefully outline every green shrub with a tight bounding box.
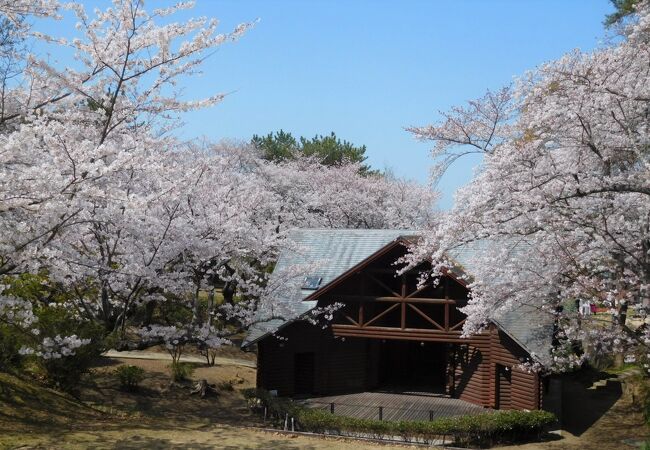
[169,362,194,382]
[115,365,145,391]
[295,408,555,446]
[241,388,556,447]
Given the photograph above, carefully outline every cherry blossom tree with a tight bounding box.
[409,1,650,371]
[0,0,255,359]
[0,0,439,368]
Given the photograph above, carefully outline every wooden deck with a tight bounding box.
[297,391,489,421]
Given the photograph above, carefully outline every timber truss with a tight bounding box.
[323,271,470,343]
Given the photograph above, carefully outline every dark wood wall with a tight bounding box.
[257,321,542,410]
[448,326,540,410]
[257,321,369,396]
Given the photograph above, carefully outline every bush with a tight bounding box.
[241,388,557,447]
[297,409,556,446]
[169,362,194,382]
[115,365,145,391]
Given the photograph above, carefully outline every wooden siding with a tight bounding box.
[446,326,540,409]
[257,321,368,396]
[258,321,542,409]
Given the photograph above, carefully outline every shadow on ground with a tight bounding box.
[559,370,622,437]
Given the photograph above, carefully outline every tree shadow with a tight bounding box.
[560,370,622,437]
[64,422,335,450]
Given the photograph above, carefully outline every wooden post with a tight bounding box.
[401,302,406,330]
[444,277,450,331]
[330,402,335,414]
[444,303,450,331]
[379,406,383,421]
[359,303,364,327]
[429,410,434,421]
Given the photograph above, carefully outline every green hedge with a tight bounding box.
[242,388,556,447]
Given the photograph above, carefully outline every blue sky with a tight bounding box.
[38,0,614,208]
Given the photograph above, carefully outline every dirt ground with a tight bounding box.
[1,424,418,450]
[79,356,258,426]
[1,351,648,450]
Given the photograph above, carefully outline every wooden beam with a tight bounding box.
[407,303,444,331]
[325,295,456,304]
[444,303,450,331]
[400,274,406,330]
[366,273,401,298]
[343,313,359,326]
[406,281,435,299]
[365,268,408,275]
[363,303,400,327]
[331,324,489,345]
[449,318,466,331]
[359,303,364,326]
[332,324,485,337]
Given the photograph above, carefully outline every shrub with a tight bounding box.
[295,408,555,446]
[241,388,556,447]
[115,365,145,391]
[169,361,194,382]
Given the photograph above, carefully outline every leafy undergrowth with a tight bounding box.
[604,363,640,375]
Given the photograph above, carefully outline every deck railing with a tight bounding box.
[302,399,485,422]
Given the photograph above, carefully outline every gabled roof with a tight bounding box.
[243,229,554,366]
[242,229,417,346]
[447,239,554,366]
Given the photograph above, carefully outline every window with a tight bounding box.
[302,276,322,290]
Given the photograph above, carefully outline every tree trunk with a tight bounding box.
[143,300,156,326]
[222,281,236,305]
[192,283,201,325]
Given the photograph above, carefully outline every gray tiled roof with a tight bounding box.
[243,229,554,366]
[242,229,416,346]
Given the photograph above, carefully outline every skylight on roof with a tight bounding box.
[302,276,322,290]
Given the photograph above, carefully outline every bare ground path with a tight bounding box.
[103,350,257,368]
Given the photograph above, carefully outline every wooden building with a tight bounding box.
[244,229,553,411]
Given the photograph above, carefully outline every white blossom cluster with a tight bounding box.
[0,295,36,328]
[0,0,438,354]
[21,334,91,360]
[407,2,650,371]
